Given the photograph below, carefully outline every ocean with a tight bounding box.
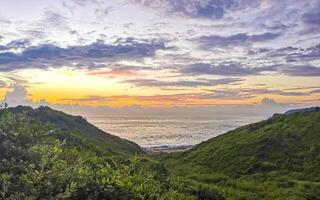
[84,113,264,148]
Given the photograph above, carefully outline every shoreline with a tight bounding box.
[144,145,194,154]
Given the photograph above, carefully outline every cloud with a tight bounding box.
[6,39,31,49]
[0,39,31,51]
[16,9,70,40]
[71,0,100,6]
[179,47,319,78]
[200,89,254,100]
[59,93,233,106]
[41,10,69,29]
[261,21,296,32]
[180,63,277,76]
[0,19,10,25]
[60,85,314,106]
[310,89,320,94]
[281,65,320,76]
[241,88,309,97]
[259,97,291,108]
[124,78,242,88]
[130,0,260,19]
[88,68,138,76]
[195,32,281,48]
[0,85,308,118]
[94,7,111,18]
[302,10,320,26]
[0,80,7,88]
[2,84,51,108]
[261,97,280,106]
[20,29,48,40]
[248,43,320,63]
[274,91,308,96]
[60,95,112,102]
[204,87,310,101]
[3,85,34,107]
[300,2,320,33]
[285,44,320,62]
[0,38,167,71]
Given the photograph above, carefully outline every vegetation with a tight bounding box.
[1,105,319,199]
[0,105,223,199]
[164,109,320,200]
[8,106,144,155]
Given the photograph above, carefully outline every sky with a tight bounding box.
[0,0,319,110]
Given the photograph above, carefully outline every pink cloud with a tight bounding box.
[88,68,138,76]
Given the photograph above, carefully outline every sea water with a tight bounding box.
[84,113,263,148]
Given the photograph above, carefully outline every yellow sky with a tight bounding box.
[1,68,319,107]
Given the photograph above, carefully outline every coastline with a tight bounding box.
[145,145,194,154]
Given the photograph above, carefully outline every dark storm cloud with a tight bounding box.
[180,63,277,76]
[125,78,242,88]
[130,0,260,19]
[0,38,167,71]
[195,32,281,48]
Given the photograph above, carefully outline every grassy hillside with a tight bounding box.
[8,106,144,155]
[0,106,224,199]
[2,105,320,199]
[164,109,320,200]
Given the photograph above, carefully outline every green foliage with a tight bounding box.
[164,110,320,200]
[0,107,221,200]
[8,106,144,155]
[2,105,319,200]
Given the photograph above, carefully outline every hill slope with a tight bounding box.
[2,105,320,199]
[8,106,144,155]
[165,109,320,199]
[1,106,218,199]
[284,107,319,115]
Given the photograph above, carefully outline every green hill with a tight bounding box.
[1,106,217,199]
[8,106,144,155]
[164,109,320,199]
[1,105,320,200]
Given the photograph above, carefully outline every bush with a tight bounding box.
[193,188,225,200]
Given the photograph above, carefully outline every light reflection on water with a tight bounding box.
[84,114,264,148]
